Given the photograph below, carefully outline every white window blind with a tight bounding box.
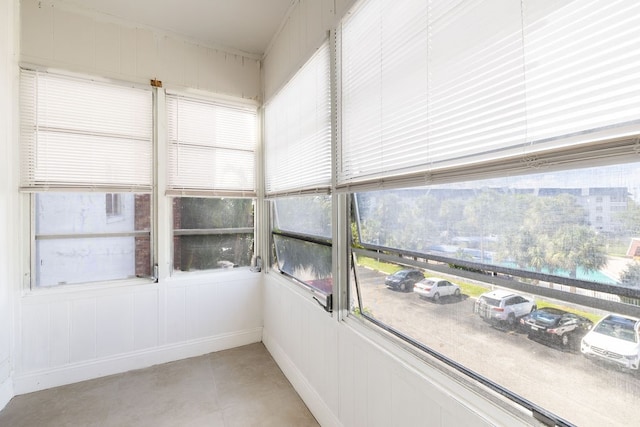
[338,0,640,189]
[264,41,332,196]
[20,70,153,190]
[166,94,257,197]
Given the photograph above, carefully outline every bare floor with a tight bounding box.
[0,343,319,427]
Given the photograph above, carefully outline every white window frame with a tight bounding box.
[20,68,155,289]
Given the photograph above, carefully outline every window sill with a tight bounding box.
[266,270,334,313]
[164,266,258,286]
[21,277,156,299]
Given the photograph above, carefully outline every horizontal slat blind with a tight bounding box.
[340,0,429,183]
[264,41,332,195]
[166,94,257,196]
[338,0,640,189]
[20,70,153,190]
[522,0,640,148]
[428,0,526,165]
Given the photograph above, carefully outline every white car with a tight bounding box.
[413,277,460,302]
[474,289,536,327]
[581,314,640,371]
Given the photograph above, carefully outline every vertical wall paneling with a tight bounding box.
[133,290,159,351]
[95,293,135,358]
[20,0,261,100]
[52,7,94,66]
[21,303,50,372]
[69,298,97,363]
[93,21,121,75]
[20,0,53,61]
[119,26,138,77]
[0,0,17,410]
[165,286,187,344]
[48,302,71,367]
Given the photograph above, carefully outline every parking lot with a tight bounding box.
[355,267,640,427]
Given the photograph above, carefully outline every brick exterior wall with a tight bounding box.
[173,198,182,270]
[134,194,151,277]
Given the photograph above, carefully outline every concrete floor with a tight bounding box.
[0,343,319,427]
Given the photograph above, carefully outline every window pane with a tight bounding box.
[355,162,640,288]
[272,234,332,294]
[351,161,640,426]
[35,193,151,287]
[173,234,253,271]
[172,197,254,272]
[273,195,332,238]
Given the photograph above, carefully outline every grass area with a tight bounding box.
[357,255,489,297]
[356,256,402,274]
[535,300,602,324]
[355,255,604,321]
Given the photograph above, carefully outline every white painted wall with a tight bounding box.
[262,0,355,101]
[263,276,534,427]
[21,0,261,100]
[0,0,17,411]
[8,0,264,398]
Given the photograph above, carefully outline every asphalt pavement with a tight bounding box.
[354,267,640,427]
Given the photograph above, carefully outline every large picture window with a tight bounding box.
[340,0,640,426]
[350,159,640,427]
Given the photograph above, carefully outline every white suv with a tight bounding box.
[474,289,536,327]
[581,314,640,371]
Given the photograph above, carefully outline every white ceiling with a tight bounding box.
[55,0,295,56]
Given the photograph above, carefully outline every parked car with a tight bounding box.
[520,307,593,349]
[581,314,640,371]
[385,269,424,292]
[474,289,536,327]
[413,277,460,302]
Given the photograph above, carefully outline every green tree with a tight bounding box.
[616,199,640,236]
[498,193,607,279]
[620,262,640,287]
[546,225,607,278]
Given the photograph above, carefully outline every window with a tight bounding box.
[166,94,257,196]
[264,41,331,196]
[106,193,123,218]
[172,197,254,271]
[271,195,332,297]
[264,41,333,309]
[350,160,640,427]
[20,70,153,287]
[340,0,640,425]
[35,193,151,287]
[166,93,258,273]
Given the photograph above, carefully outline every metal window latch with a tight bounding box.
[313,292,333,313]
[250,255,262,273]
